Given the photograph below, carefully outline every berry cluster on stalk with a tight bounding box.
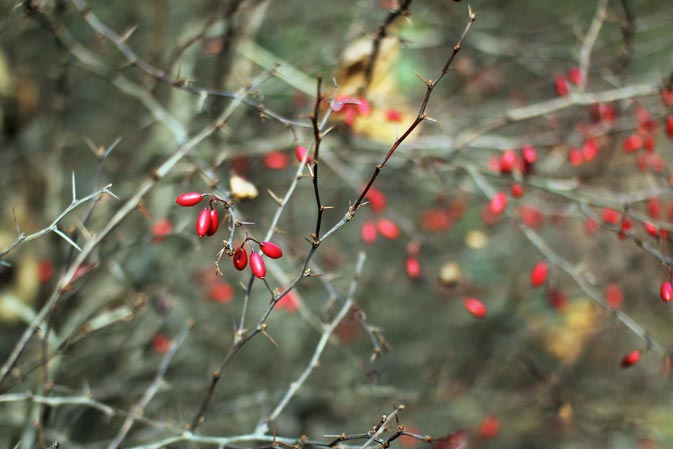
[175,191,284,279]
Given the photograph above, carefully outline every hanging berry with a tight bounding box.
[195,208,212,237]
[260,241,283,259]
[176,192,204,207]
[250,252,267,279]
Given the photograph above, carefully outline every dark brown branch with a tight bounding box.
[311,77,325,241]
[363,0,413,93]
[350,6,476,216]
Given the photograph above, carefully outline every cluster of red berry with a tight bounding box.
[175,192,221,237]
[175,191,284,279]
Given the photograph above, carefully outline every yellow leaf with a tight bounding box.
[230,174,258,200]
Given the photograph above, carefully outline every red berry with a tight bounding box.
[621,349,641,368]
[660,281,673,303]
[555,75,570,96]
[601,208,621,225]
[152,333,171,354]
[479,415,500,439]
[568,147,583,166]
[420,208,452,232]
[233,247,248,271]
[405,256,421,280]
[277,291,299,312]
[361,220,378,244]
[582,139,598,162]
[604,284,623,309]
[152,218,173,239]
[176,192,204,207]
[365,187,387,213]
[37,260,54,283]
[264,151,290,170]
[295,145,312,163]
[548,288,568,312]
[464,297,487,318]
[384,108,403,123]
[647,198,661,220]
[518,206,544,228]
[623,134,643,153]
[207,209,219,236]
[643,221,659,238]
[499,149,517,173]
[208,281,234,303]
[568,67,582,86]
[510,183,524,198]
[530,261,548,287]
[250,252,266,279]
[376,218,400,240]
[584,217,598,235]
[260,241,283,259]
[489,191,508,215]
[195,208,212,237]
[521,145,537,167]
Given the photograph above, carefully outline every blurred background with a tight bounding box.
[1,0,673,448]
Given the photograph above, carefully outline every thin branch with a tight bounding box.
[0,184,114,261]
[106,320,193,449]
[577,0,609,92]
[349,6,476,217]
[257,253,367,434]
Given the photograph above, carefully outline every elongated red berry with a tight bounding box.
[295,145,312,163]
[623,134,643,152]
[521,145,537,168]
[405,256,421,280]
[176,192,204,207]
[604,284,623,309]
[233,247,248,271]
[479,415,500,439]
[489,191,508,215]
[499,149,517,173]
[601,208,621,225]
[207,209,219,236]
[530,261,548,287]
[376,218,400,240]
[643,221,659,238]
[464,297,487,318]
[195,208,212,237]
[555,75,570,96]
[660,281,673,303]
[250,252,266,279]
[621,349,641,368]
[568,67,582,86]
[260,241,283,259]
[361,220,378,244]
[666,115,673,139]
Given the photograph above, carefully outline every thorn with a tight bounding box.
[423,115,440,124]
[414,72,430,86]
[267,189,283,205]
[119,25,138,43]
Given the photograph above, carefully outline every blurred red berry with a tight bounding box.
[479,415,500,439]
[264,151,290,170]
[567,67,582,85]
[152,218,173,240]
[464,297,487,318]
[361,220,378,244]
[568,147,583,166]
[37,259,54,283]
[510,183,524,198]
[385,108,403,122]
[582,139,598,162]
[621,349,641,368]
[152,333,171,354]
[601,208,621,225]
[208,281,234,303]
[295,145,312,163]
[366,187,387,213]
[376,218,400,240]
[623,134,643,153]
[277,291,299,312]
[499,149,517,173]
[530,261,548,287]
[604,284,624,309]
[489,191,508,215]
[555,75,570,96]
[405,256,421,280]
[660,281,673,303]
[643,221,659,238]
